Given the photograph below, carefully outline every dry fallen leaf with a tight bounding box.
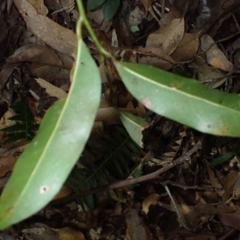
[126,209,150,240]
[138,47,174,70]
[22,224,86,240]
[28,63,70,84]
[0,156,16,178]
[146,18,184,55]
[218,211,240,231]
[28,0,48,15]
[96,107,120,124]
[195,204,228,217]
[35,78,68,99]
[177,201,199,229]
[7,44,73,70]
[201,34,234,72]
[222,171,240,202]
[190,56,228,88]
[87,8,104,25]
[13,0,77,56]
[0,144,28,178]
[159,4,181,26]
[171,33,199,62]
[126,101,146,117]
[0,109,16,130]
[0,64,21,99]
[232,177,240,199]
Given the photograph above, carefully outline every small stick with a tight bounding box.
[160,180,223,191]
[164,184,195,231]
[51,142,201,206]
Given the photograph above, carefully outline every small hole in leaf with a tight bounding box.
[40,186,49,194]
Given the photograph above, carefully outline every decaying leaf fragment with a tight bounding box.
[189,56,227,88]
[142,193,160,215]
[13,0,77,56]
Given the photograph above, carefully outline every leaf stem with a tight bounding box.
[76,0,110,58]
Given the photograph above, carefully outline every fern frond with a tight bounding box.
[0,101,39,143]
[66,126,141,209]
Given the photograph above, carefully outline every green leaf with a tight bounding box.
[11,102,34,121]
[8,115,26,121]
[102,0,120,20]
[2,132,33,144]
[0,124,27,132]
[0,101,38,143]
[87,0,106,10]
[132,167,143,178]
[115,61,240,137]
[0,40,101,229]
[210,152,235,167]
[119,110,149,147]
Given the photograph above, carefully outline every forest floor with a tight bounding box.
[1,0,240,239]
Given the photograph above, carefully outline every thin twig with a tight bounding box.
[164,184,195,231]
[51,142,201,206]
[160,180,223,191]
[129,133,162,177]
